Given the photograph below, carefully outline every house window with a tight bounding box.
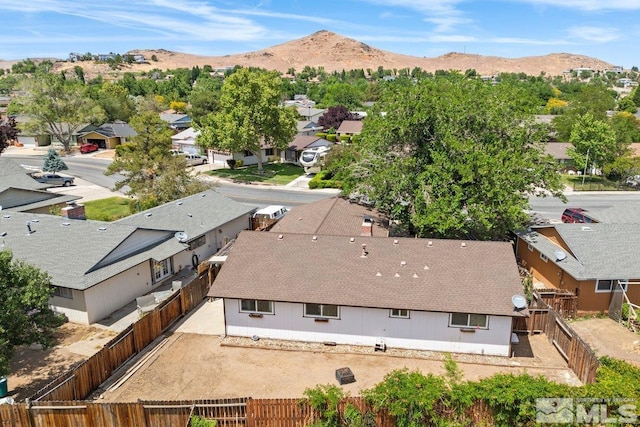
[153,258,171,282]
[596,280,628,293]
[390,309,409,318]
[450,313,488,329]
[243,150,253,157]
[539,253,548,262]
[53,286,73,299]
[304,303,339,319]
[188,235,206,250]
[265,148,274,156]
[240,299,274,314]
[527,244,533,252]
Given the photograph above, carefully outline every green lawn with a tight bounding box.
[562,174,629,191]
[84,197,134,221]
[208,163,304,185]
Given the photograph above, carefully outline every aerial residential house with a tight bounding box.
[78,122,137,149]
[160,113,192,131]
[297,107,326,122]
[210,232,527,356]
[281,135,334,164]
[336,120,363,142]
[208,138,280,167]
[270,196,388,237]
[0,158,80,213]
[12,115,51,147]
[171,127,201,154]
[297,120,323,136]
[516,224,640,313]
[0,190,255,324]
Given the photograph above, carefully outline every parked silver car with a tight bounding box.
[32,173,75,187]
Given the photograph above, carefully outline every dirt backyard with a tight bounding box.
[6,323,117,401]
[96,332,581,403]
[569,317,640,366]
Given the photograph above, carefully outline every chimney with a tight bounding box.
[61,202,86,220]
[361,215,373,237]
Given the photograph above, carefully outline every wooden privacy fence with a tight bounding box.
[0,397,497,427]
[29,272,212,402]
[512,305,599,384]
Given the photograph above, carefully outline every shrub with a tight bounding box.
[189,416,217,427]
[309,171,342,189]
[316,132,328,139]
[303,384,345,427]
[340,135,351,143]
[326,134,337,142]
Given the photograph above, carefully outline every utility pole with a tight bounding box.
[581,148,590,186]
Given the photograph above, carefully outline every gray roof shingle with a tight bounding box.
[212,231,525,317]
[518,223,640,280]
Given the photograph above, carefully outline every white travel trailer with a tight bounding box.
[299,146,330,174]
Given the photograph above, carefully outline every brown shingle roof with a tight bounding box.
[337,120,363,134]
[287,135,327,150]
[270,197,388,237]
[545,142,571,160]
[211,231,525,317]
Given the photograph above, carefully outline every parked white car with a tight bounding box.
[183,153,207,166]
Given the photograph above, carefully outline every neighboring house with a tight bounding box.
[281,135,334,164]
[544,142,574,171]
[79,122,137,149]
[0,158,80,213]
[171,127,201,155]
[270,196,388,237]
[160,113,192,131]
[516,224,640,313]
[296,107,325,122]
[0,190,256,324]
[49,123,99,148]
[297,120,323,136]
[12,115,51,147]
[208,139,279,167]
[336,120,363,141]
[211,232,527,357]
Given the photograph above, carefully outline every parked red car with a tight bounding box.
[79,143,99,154]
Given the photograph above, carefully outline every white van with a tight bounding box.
[253,205,289,221]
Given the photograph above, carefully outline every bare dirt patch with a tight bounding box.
[569,317,640,366]
[97,332,580,403]
[6,323,117,401]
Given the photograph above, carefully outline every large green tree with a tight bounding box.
[0,250,64,377]
[11,74,105,152]
[197,68,297,174]
[345,76,564,240]
[105,111,210,208]
[567,113,617,174]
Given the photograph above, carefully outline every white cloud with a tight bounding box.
[566,26,620,43]
[512,0,640,11]
[361,0,469,32]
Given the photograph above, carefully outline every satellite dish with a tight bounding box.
[554,250,567,261]
[512,295,527,310]
[174,231,189,242]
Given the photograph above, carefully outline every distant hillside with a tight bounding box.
[49,30,616,79]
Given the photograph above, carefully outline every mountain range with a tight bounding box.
[2,30,618,79]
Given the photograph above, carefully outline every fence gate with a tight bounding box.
[608,282,625,322]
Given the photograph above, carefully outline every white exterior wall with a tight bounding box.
[174,215,252,270]
[84,262,153,324]
[223,300,513,356]
[50,289,88,324]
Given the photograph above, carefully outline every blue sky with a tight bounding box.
[1,0,639,68]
